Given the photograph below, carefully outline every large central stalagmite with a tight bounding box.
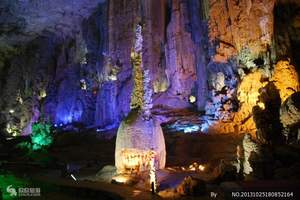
[115,24,166,174]
[115,111,166,173]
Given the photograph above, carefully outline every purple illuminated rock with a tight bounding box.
[165,0,197,100]
[95,82,118,128]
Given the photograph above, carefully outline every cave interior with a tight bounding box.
[0,0,300,199]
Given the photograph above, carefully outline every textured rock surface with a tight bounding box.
[115,111,166,173]
[234,71,268,135]
[165,0,196,99]
[203,0,299,138]
[272,60,300,102]
[281,92,300,128]
[202,0,278,136]
[141,0,168,94]
[0,0,299,137]
[0,1,108,134]
[0,0,207,134]
[274,1,300,73]
[187,0,209,111]
[280,92,300,142]
[153,0,204,109]
[0,0,105,50]
[95,82,118,128]
[209,0,275,62]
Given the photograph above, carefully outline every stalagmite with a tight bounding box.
[115,24,166,174]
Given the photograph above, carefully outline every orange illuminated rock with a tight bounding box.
[233,71,268,136]
[209,0,275,61]
[272,60,300,103]
[206,71,271,136]
[237,71,267,112]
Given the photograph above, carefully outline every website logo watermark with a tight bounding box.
[5,185,40,197]
[6,185,17,197]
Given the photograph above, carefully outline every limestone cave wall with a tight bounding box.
[0,0,299,138]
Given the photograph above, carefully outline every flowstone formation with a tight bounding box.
[115,25,166,175]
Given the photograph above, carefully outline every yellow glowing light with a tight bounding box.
[9,109,14,114]
[190,167,196,171]
[189,164,196,171]
[120,148,155,173]
[6,124,19,136]
[198,165,205,171]
[130,51,137,59]
[187,162,205,172]
[40,89,47,98]
[189,95,196,103]
[112,175,129,184]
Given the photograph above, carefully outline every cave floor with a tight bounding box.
[1,130,299,199]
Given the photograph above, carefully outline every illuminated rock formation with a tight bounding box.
[205,71,267,135]
[115,24,166,174]
[272,60,300,102]
[209,0,275,62]
[130,24,144,110]
[234,71,268,135]
[115,110,166,174]
[165,0,197,99]
[0,0,300,139]
[141,0,168,94]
